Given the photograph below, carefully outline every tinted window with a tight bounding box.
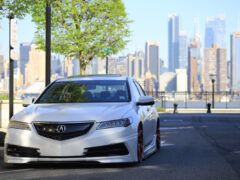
[36,80,130,103]
[133,80,145,96]
[136,81,146,96]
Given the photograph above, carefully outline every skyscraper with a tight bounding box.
[145,41,160,80]
[230,32,240,90]
[187,34,202,92]
[205,15,226,48]
[176,69,187,92]
[168,14,180,72]
[188,42,200,92]
[179,31,188,69]
[19,42,31,83]
[128,51,144,79]
[25,44,45,86]
[0,55,4,79]
[203,45,227,92]
[51,56,62,76]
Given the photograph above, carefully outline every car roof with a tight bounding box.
[56,75,130,82]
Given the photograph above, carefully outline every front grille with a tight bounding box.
[7,144,40,157]
[84,143,129,157]
[33,122,94,140]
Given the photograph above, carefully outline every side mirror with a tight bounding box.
[136,96,155,106]
[32,98,36,103]
[22,98,36,107]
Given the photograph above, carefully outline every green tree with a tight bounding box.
[0,0,131,75]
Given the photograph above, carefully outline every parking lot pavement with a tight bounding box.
[0,113,239,180]
[0,147,3,159]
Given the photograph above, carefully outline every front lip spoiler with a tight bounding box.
[6,143,129,159]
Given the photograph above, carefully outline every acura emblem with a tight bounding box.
[56,125,66,133]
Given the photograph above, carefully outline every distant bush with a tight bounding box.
[0,94,9,100]
[156,107,166,112]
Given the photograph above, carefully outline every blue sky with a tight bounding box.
[0,0,240,65]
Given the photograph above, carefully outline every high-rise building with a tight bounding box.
[64,57,74,77]
[160,58,168,75]
[128,51,144,79]
[188,42,201,92]
[168,14,180,72]
[179,31,188,69]
[0,55,4,79]
[205,15,226,48]
[159,72,176,91]
[25,44,45,86]
[203,45,227,91]
[145,41,160,80]
[230,32,240,90]
[19,42,31,83]
[227,61,231,90]
[51,56,62,76]
[176,69,187,92]
[72,59,80,75]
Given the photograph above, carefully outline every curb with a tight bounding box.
[0,130,6,147]
[0,147,3,160]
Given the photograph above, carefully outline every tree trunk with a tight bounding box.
[79,60,86,75]
[80,66,86,75]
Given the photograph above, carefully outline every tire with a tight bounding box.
[156,119,161,150]
[137,124,144,162]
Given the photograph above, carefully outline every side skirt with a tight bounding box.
[143,135,157,159]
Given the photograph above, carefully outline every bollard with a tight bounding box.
[207,103,211,113]
[173,103,178,114]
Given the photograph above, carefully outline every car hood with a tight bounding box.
[12,103,133,123]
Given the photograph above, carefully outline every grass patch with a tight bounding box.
[156,107,166,112]
[0,94,9,100]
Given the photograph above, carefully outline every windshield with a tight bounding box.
[36,80,130,103]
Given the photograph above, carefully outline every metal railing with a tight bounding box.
[146,91,240,109]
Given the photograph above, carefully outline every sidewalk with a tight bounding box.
[0,147,3,160]
[163,108,240,113]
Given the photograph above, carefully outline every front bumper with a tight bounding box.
[4,123,138,164]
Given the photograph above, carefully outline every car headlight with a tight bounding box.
[8,121,31,130]
[97,118,132,130]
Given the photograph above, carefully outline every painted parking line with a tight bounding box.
[0,169,33,174]
[160,127,178,130]
[163,119,183,122]
[161,140,174,147]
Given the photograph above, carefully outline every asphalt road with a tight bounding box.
[0,113,239,180]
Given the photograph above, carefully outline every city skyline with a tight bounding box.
[0,0,240,64]
[0,0,240,94]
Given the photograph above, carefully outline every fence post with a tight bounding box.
[0,100,1,128]
[185,91,187,108]
[207,103,211,113]
[226,91,227,109]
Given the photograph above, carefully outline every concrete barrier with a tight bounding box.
[0,100,24,129]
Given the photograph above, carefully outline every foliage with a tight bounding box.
[156,107,166,112]
[0,0,132,75]
[0,94,9,100]
[0,0,35,19]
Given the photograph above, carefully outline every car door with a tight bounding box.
[133,80,153,147]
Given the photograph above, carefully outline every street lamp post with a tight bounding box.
[9,10,14,119]
[211,79,215,108]
[210,74,216,109]
[104,48,112,74]
[45,1,51,87]
[106,56,108,74]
